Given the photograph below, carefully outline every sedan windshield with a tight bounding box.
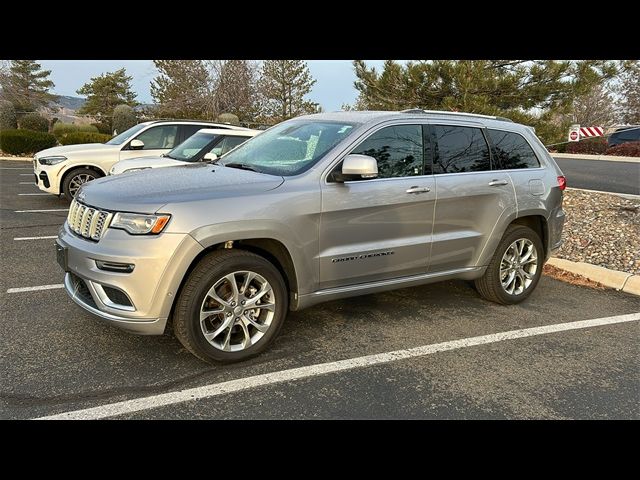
[220,120,357,176]
[105,123,148,145]
[166,132,218,162]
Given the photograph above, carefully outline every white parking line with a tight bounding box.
[0,167,31,170]
[19,182,35,184]
[14,209,68,213]
[35,312,640,420]
[18,193,49,196]
[14,235,58,241]
[19,174,34,176]
[7,284,64,293]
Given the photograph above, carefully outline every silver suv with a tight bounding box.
[56,110,566,363]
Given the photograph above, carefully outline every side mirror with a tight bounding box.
[335,154,378,182]
[203,152,218,161]
[130,139,144,150]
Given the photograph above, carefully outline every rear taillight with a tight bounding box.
[557,175,566,191]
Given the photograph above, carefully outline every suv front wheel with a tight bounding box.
[63,167,102,199]
[173,249,288,363]
[474,225,544,304]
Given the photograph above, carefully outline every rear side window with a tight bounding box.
[351,124,423,178]
[488,129,540,169]
[613,128,640,141]
[432,125,491,173]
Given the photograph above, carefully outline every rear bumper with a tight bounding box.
[547,206,566,260]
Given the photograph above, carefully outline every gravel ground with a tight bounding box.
[556,189,640,274]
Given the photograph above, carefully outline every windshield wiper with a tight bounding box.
[224,162,261,173]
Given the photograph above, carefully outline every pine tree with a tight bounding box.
[257,60,318,122]
[77,68,137,123]
[0,60,55,112]
[150,60,211,119]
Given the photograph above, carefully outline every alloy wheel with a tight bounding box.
[500,238,538,295]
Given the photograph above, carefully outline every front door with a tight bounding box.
[118,124,180,164]
[428,123,516,272]
[319,124,435,290]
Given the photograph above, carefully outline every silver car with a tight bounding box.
[56,110,566,363]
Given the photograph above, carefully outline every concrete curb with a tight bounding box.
[547,257,639,296]
[552,153,640,163]
[566,187,640,201]
[0,156,31,162]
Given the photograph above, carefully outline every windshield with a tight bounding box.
[220,120,357,176]
[105,123,148,145]
[166,132,218,162]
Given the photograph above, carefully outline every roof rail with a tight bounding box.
[399,109,513,123]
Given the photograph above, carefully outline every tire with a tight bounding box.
[173,249,288,363]
[474,225,544,305]
[62,167,102,199]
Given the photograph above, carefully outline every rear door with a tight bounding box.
[428,122,516,272]
[319,123,436,290]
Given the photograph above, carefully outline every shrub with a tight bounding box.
[565,136,608,155]
[216,113,240,126]
[605,141,640,157]
[0,129,57,155]
[0,100,17,130]
[91,122,112,135]
[18,112,49,132]
[58,132,112,146]
[112,105,137,134]
[52,122,99,141]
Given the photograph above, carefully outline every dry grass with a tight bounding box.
[542,264,607,290]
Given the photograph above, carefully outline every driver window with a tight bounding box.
[134,125,179,150]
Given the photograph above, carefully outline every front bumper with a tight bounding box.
[34,160,62,195]
[57,222,204,335]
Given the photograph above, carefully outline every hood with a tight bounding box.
[79,162,285,213]
[36,143,118,158]
[110,156,183,173]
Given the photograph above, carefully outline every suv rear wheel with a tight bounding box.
[173,249,288,363]
[63,167,102,199]
[475,225,543,304]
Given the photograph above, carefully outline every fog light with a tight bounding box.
[95,260,135,273]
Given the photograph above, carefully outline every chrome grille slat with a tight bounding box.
[66,199,110,242]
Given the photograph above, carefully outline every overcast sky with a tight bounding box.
[38,60,388,112]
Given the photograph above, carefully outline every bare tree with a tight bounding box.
[615,61,640,124]
[571,84,617,127]
[208,60,259,121]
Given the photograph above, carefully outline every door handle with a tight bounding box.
[488,179,509,186]
[406,186,431,194]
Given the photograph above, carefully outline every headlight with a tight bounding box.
[110,213,171,235]
[108,166,116,175]
[124,167,151,173]
[38,156,67,165]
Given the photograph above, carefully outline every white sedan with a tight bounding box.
[108,128,261,175]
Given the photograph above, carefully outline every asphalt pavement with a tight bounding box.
[1,160,639,420]
[554,157,640,195]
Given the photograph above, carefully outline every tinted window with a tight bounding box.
[134,125,179,150]
[488,129,540,169]
[180,124,208,142]
[613,128,640,141]
[351,125,423,178]
[432,125,491,173]
[167,132,218,162]
[105,123,146,145]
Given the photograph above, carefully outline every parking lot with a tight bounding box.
[1,159,639,420]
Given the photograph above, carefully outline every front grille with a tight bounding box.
[67,199,112,241]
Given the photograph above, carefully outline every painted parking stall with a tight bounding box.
[1,159,639,420]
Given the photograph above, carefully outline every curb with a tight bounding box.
[0,156,32,162]
[552,153,640,164]
[547,257,639,296]
[566,187,640,200]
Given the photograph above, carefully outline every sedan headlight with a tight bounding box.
[38,156,67,165]
[110,212,171,235]
[124,167,151,173]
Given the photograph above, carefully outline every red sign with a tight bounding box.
[580,126,604,138]
[570,131,578,141]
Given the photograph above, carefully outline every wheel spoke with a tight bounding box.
[242,313,269,332]
[521,269,534,280]
[503,271,516,292]
[204,315,234,341]
[206,287,232,308]
[522,255,537,265]
[256,302,275,312]
[200,306,224,321]
[237,318,251,348]
[225,273,240,302]
[240,272,256,294]
[245,285,272,307]
[221,322,234,351]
